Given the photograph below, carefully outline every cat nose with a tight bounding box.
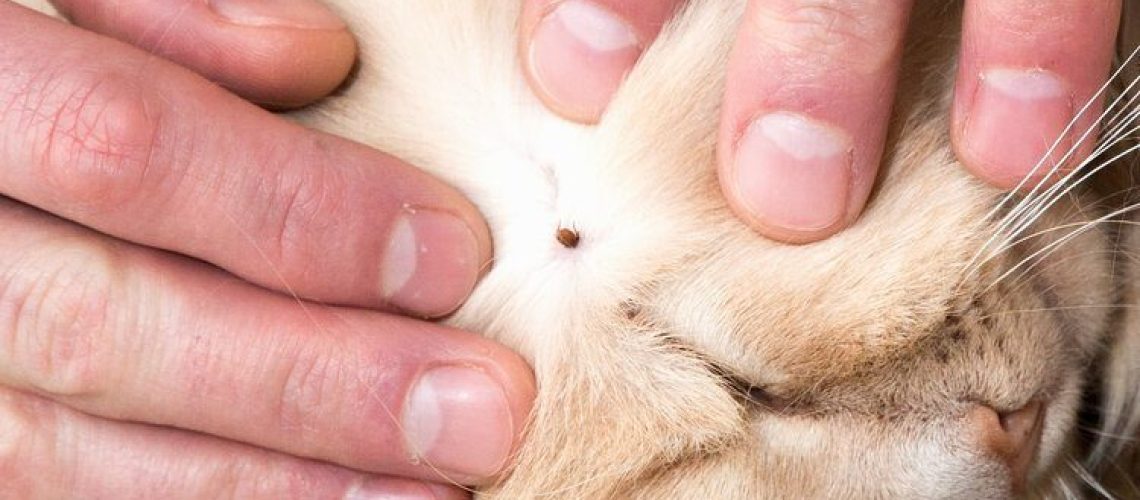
[966,401,1046,493]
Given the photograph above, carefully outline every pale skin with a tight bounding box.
[0,0,1122,499]
[1,0,532,498]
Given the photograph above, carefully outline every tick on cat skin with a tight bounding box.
[556,227,580,248]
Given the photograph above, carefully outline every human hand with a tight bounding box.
[2,1,534,497]
[519,0,1122,243]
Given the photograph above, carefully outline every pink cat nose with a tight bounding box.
[966,401,1046,494]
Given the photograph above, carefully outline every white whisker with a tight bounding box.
[984,43,1140,227]
[977,143,1140,267]
[1070,458,1117,500]
[984,200,1140,293]
[999,103,1140,245]
[965,47,1140,283]
[1055,475,1081,500]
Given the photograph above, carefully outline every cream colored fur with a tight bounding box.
[289,1,1140,497]
[17,0,1140,497]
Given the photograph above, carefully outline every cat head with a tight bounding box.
[298,1,1140,497]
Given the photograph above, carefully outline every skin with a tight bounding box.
[1,0,536,498]
[519,0,1122,243]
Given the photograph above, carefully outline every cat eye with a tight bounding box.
[715,365,785,411]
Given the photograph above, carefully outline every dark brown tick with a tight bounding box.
[557,227,580,248]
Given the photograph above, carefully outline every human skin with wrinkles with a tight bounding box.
[0,0,1120,498]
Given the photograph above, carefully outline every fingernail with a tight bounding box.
[733,112,853,233]
[961,68,1074,185]
[528,0,641,122]
[380,208,481,317]
[402,366,514,479]
[208,0,346,30]
[344,479,440,500]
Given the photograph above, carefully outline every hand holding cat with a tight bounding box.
[4,0,1122,497]
[521,0,1122,243]
[0,1,534,497]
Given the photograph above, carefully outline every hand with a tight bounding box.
[519,0,1122,243]
[1,1,534,498]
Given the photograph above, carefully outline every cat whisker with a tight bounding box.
[1069,458,1117,500]
[984,304,1140,320]
[983,44,1140,229]
[997,100,1140,248]
[998,247,1119,302]
[996,48,1140,230]
[972,115,1140,276]
[966,50,1140,283]
[983,199,1140,294]
[1079,425,1140,443]
[1055,474,1082,500]
[970,190,1140,293]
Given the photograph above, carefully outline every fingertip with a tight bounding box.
[720,109,894,245]
[379,210,476,318]
[205,0,346,30]
[462,329,538,459]
[484,357,536,482]
[374,167,494,318]
[524,0,641,122]
[718,0,908,244]
[425,482,474,500]
[181,0,361,108]
[398,328,535,485]
[347,478,470,500]
[952,1,1120,192]
[520,0,681,123]
[219,28,358,108]
[724,112,853,243]
[53,0,358,107]
[950,69,1073,190]
[457,328,537,481]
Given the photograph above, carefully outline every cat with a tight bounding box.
[292,1,1140,497]
[20,0,1140,497]
[292,1,1140,498]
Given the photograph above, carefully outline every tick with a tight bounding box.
[556,227,580,248]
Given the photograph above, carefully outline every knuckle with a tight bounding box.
[220,459,340,500]
[259,154,343,272]
[982,0,1083,24]
[0,390,63,498]
[226,462,331,500]
[33,71,162,212]
[757,0,897,72]
[0,242,120,398]
[978,0,1108,40]
[274,346,340,435]
[0,391,36,482]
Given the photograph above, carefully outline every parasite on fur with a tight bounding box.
[556,227,580,248]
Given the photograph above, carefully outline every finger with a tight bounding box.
[951,0,1121,188]
[1,3,490,317]
[50,0,356,108]
[0,388,468,499]
[717,0,913,243]
[0,198,535,485]
[520,0,683,123]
